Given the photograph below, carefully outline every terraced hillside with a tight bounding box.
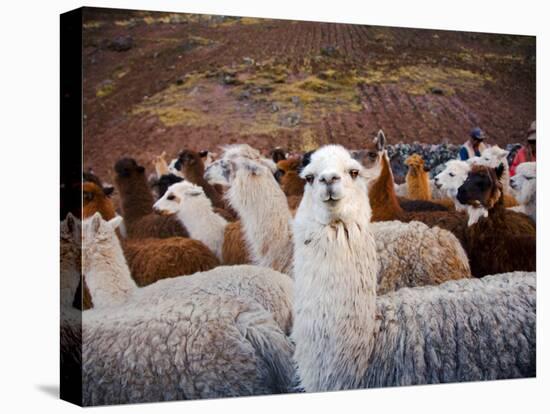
[82,8,535,180]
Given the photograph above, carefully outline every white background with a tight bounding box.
[0,0,547,412]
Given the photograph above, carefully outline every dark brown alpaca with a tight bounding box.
[277,157,305,197]
[114,158,189,239]
[457,164,536,277]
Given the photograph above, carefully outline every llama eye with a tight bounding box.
[449,172,455,177]
[167,194,176,201]
[349,169,359,179]
[305,175,314,184]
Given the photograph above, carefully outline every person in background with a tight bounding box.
[459,127,487,161]
[510,121,536,176]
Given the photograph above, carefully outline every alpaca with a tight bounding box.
[114,158,189,239]
[270,147,287,164]
[434,159,471,212]
[227,158,294,274]
[476,145,512,194]
[368,150,469,246]
[510,162,536,222]
[223,221,252,265]
[83,181,117,220]
[82,213,291,331]
[154,181,228,261]
[152,151,169,178]
[175,149,228,211]
[82,183,219,292]
[150,173,183,199]
[276,157,305,197]
[457,164,536,277]
[405,153,432,200]
[76,214,295,403]
[291,145,536,392]
[225,153,470,289]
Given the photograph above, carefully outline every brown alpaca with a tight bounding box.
[222,221,251,265]
[405,153,432,200]
[277,157,305,197]
[83,182,116,220]
[369,152,468,244]
[122,237,220,287]
[457,165,536,277]
[114,158,189,239]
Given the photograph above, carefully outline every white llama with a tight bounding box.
[510,161,536,222]
[291,145,536,392]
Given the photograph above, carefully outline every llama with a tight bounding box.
[227,158,294,274]
[83,181,117,220]
[152,151,169,178]
[405,153,432,200]
[76,215,295,404]
[476,145,512,193]
[510,162,536,222]
[457,164,536,277]
[223,221,251,265]
[175,149,228,211]
[291,145,536,392]
[276,157,305,197]
[154,181,228,261]
[114,157,189,239]
[434,159,471,212]
[224,152,470,289]
[270,147,287,164]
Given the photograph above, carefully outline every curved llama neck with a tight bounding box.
[369,152,404,221]
[292,189,379,392]
[84,231,137,308]
[116,174,155,225]
[177,198,227,261]
[227,165,294,274]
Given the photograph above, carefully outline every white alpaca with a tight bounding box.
[154,181,227,261]
[510,162,536,222]
[225,157,293,274]
[434,159,471,211]
[74,213,296,404]
[475,145,512,194]
[291,145,536,392]
[216,150,469,288]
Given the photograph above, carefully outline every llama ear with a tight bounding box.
[375,130,386,151]
[199,150,209,158]
[90,212,103,234]
[495,163,505,180]
[108,215,123,230]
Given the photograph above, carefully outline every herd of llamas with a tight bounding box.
[61,130,536,405]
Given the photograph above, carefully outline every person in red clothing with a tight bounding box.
[510,121,536,176]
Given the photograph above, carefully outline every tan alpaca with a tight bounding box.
[152,151,169,178]
[405,153,432,200]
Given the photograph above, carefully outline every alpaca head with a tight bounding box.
[476,145,510,168]
[510,162,536,205]
[434,160,470,193]
[275,156,303,185]
[83,181,117,220]
[405,153,428,175]
[299,145,369,225]
[114,158,146,183]
[151,173,184,199]
[82,213,123,272]
[153,181,210,215]
[352,129,386,170]
[174,149,210,179]
[457,164,504,224]
[205,144,276,186]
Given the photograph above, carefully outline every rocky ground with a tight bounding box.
[82,7,535,182]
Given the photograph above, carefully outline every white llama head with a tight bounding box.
[510,162,536,204]
[153,181,209,215]
[476,145,510,168]
[434,160,471,194]
[298,145,370,225]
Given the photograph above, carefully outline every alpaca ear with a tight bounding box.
[375,130,386,151]
[495,163,505,180]
[199,150,209,158]
[65,212,82,240]
[108,215,123,230]
[90,212,103,234]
